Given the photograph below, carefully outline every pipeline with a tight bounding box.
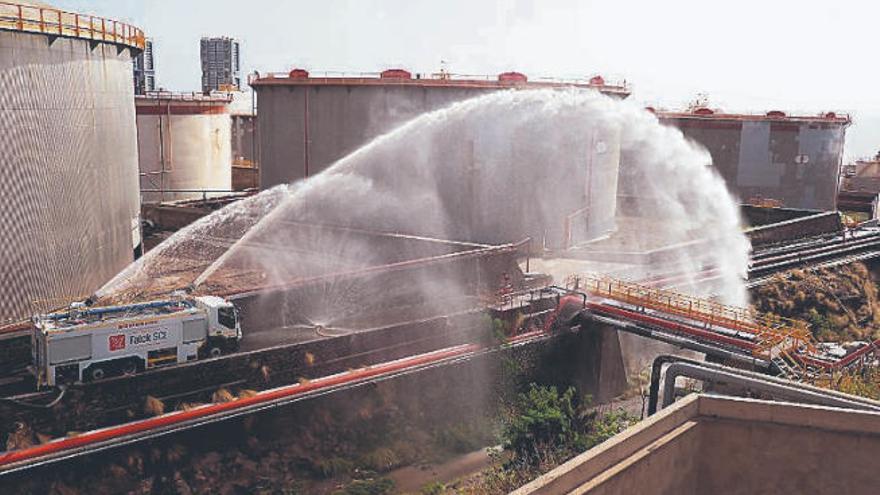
[0,324,555,476]
[655,360,880,414]
[647,355,705,415]
[0,344,478,474]
[586,301,757,351]
[0,386,66,409]
[587,314,767,369]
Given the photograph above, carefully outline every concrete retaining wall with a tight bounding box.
[747,211,842,247]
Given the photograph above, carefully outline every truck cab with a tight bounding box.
[194,295,242,357]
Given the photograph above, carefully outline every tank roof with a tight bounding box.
[0,1,145,50]
[250,70,631,97]
[656,108,851,126]
[135,92,232,115]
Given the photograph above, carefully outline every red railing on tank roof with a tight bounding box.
[0,1,145,50]
[249,70,630,93]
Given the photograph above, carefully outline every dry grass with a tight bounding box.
[144,395,165,416]
[753,262,880,341]
[212,388,235,403]
[237,389,259,399]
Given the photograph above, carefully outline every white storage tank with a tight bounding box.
[135,93,232,203]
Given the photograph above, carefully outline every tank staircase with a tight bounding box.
[563,274,879,385]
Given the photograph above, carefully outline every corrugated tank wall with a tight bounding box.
[257,85,494,188]
[0,31,141,322]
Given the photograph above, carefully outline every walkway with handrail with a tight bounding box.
[0,1,144,50]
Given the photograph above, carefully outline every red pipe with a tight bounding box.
[800,338,880,370]
[587,301,757,351]
[0,344,481,468]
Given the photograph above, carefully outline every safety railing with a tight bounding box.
[571,274,817,361]
[656,108,851,124]
[250,70,629,91]
[0,1,144,50]
[138,91,234,103]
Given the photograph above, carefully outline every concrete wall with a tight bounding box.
[697,417,880,494]
[746,211,842,247]
[516,395,880,495]
[659,116,847,210]
[0,30,141,322]
[231,114,257,165]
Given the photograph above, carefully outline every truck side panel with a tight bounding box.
[48,335,91,365]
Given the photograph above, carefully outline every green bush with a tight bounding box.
[586,409,636,448]
[502,384,587,463]
[501,384,637,466]
[358,447,402,472]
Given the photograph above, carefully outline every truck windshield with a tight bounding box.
[218,306,237,329]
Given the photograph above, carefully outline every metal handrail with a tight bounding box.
[0,1,144,50]
[138,91,234,103]
[572,273,817,361]
[250,70,629,90]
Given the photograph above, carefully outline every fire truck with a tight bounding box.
[31,294,241,387]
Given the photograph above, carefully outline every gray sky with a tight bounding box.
[56,0,880,159]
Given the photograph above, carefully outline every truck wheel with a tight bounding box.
[89,367,106,381]
[209,346,223,358]
[122,360,139,376]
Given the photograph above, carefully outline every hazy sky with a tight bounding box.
[55,0,880,159]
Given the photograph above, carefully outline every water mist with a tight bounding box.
[99,88,750,325]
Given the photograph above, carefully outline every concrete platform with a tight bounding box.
[514,394,880,495]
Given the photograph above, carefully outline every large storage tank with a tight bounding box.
[251,70,630,188]
[0,2,144,322]
[136,93,232,202]
[251,70,629,248]
[657,109,850,210]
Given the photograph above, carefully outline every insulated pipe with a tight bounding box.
[647,355,709,416]
[661,362,880,412]
[649,355,880,415]
[673,356,880,410]
[585,313,767,369]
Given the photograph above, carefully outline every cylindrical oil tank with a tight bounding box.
[656,110,851,210]
[135,93,232,203]
[251,71,628,249]
[0,2,144,322]
[251,71,631,188]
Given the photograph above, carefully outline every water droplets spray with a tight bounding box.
[99,88,750,317]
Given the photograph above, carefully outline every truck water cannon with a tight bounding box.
[31,295,242,388]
